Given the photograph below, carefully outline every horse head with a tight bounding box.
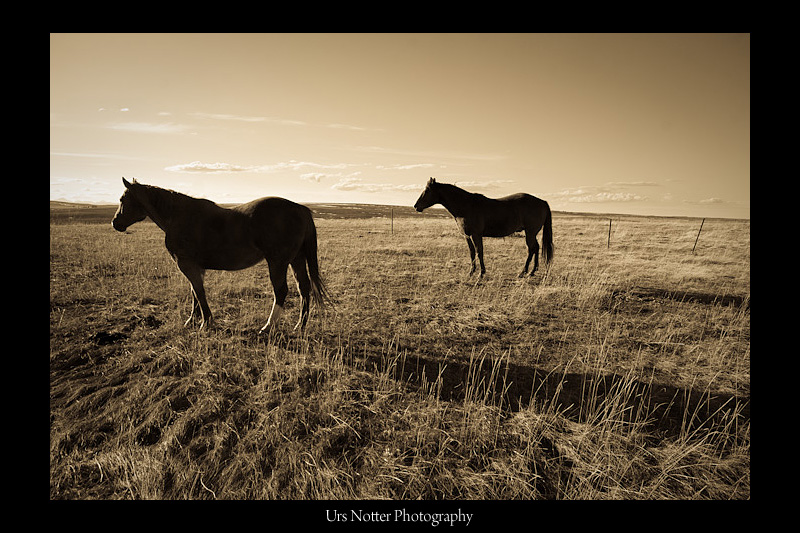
[112,177,147,231]
[414,177,439,212]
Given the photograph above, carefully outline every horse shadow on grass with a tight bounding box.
[358,347,750,442]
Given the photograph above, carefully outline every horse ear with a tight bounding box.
[122,177,131,188]
[428,177,436,184]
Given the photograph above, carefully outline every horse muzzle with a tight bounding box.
[112,218,127,232]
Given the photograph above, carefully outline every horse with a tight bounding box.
[112,177,329,332]
[414,178,553,277]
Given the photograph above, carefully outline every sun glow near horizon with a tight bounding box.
[51,33,750,219]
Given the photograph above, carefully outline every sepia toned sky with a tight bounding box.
[50,33,750,218]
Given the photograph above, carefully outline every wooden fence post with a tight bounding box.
[607,219,612,249]
[692,218,705,254]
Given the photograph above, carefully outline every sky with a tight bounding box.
[50,33,750,219]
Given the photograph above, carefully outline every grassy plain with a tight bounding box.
[50,204,750,499]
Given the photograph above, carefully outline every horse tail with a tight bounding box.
[542,202,554,266]
[304,219,331,308]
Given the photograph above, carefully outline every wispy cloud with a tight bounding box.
[191,112,375,132]
[549,181,659,203]
[109,122,193,134]
[377,163,437,171]
[264,161,354,172]
[301,171,362,183]
[604,181,659,188]
[325,123,376,132]
[452,179,515,192]
[50,151,146,161]
[164,161,254,173]
[330,177,422,193]
[354,145,508,162]
[164,160,358,174]
[567,192,648,203]
[190,112,307,127]
[163,159,515,197]
[699,197,725,204]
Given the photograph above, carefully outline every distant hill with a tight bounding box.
[50,201,450,224]
[50,202,119,224]
[306,203,448,219]
[50,201,116,209]
[51,200,728,224]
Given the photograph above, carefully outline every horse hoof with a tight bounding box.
[259,323,279,336]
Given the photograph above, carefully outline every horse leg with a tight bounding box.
[177,259,212,329]
[260,260,289,334]
[522,232,540,277]
[474,235,486,277]
[530,236,540,276]
[520,249,533,278]
[465,237,477,275]
[290,255,312,331]
[185,291,201,326]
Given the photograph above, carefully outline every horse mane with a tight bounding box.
[130,182,219,229]
[435,181,488,202]
[137,183,215,208]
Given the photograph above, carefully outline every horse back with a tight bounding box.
[234,197,315,252]
[234,196,313,226]
[475,193,547,237]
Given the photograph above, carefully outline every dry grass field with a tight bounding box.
[50,203,750,499]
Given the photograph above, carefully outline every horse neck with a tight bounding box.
[136,186,176,231]
[436,183,473,217]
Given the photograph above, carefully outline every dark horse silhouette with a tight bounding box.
[414,178,553,277]
[112,178,328,332]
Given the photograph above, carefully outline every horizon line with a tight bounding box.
[49,199,749,222]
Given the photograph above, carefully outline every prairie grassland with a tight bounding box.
[50,209,750,499]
